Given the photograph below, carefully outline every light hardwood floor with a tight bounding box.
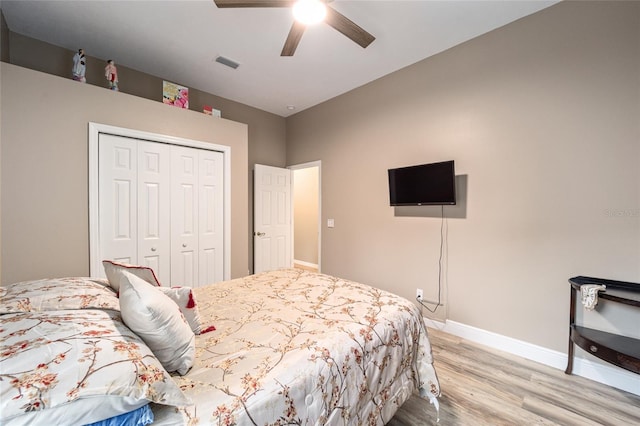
[389,327,640,425]
[294,264,319,272]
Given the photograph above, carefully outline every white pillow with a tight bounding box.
[118,271,195,375]
[102,260,162,292]
[157,287,204,334]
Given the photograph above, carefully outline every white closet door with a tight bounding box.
[137,141,171,285]
[199,150,224,285]
[171,146,199,287]
[99,135,138,265]
[96,129,225,286]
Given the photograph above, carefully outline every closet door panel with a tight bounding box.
[96,130,225,285]
[199,150,224,285]
[99,135,137,265]
[171,146,199,287]
[138,141,171,285]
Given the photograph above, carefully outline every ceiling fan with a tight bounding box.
[213,0,375,56]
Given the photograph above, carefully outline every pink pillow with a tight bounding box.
[102,260,161,292]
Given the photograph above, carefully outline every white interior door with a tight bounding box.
[99,134,138,265]
[198,149,224,285]
[137,141,171,285]
[254,164,292,273]
[99,136,173,285]
[171,145,199,287]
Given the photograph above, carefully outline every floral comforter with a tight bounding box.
[163,268,440,425]
[0,309,190,425]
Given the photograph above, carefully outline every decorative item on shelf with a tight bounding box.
[72,48,86,83]
[104,60,119,91]
[580,284,606,310]
[203,105,222,117]
[163,81,189,109]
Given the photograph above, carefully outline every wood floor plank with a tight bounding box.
[527,372,640,425]
[389,327,640,425]
[520,396,604,426]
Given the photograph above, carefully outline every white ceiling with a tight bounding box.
[1,0,558,117]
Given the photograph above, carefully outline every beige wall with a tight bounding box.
[293,167,319,265]
[5,30,286,275]
[1,63,249,283]
[286,1,640,353]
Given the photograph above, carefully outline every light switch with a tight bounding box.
[327,219,335,228]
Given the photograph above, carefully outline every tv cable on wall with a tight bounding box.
[418,205,446,314]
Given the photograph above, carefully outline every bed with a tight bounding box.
[1,267,441,425]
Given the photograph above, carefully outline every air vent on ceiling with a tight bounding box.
[215,56,240,69]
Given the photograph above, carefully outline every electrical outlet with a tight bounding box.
[416,288,423,301]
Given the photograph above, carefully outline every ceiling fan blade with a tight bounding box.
[214,0,294,8]
[325,6,375,49]
[281,21,306,56]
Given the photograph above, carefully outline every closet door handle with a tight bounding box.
[151,247,157,252]
[182,243,187,248]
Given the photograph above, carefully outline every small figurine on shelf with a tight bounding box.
[72,48,86,83]
[104,59,119,91]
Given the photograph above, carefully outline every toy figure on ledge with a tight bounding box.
[104,59,119,91]
[72,48,86,82]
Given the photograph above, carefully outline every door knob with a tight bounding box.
[182,243,187,247]
[255,232,265,237]
[151,247,157,252]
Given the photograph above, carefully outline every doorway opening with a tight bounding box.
[290,161,321,273]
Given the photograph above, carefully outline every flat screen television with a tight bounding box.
[388,160,456,206]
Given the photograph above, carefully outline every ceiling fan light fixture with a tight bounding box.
[292,0,326,25]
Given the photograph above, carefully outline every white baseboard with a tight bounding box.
[423,318,639,396]
[293,259,318,269]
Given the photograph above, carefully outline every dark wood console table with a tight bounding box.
[566,276,640,375]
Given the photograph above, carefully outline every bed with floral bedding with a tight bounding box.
[1,268,440,425]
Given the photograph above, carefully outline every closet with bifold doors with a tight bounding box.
[98,133,224,287]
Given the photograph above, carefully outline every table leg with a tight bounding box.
[565,286,577,375]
